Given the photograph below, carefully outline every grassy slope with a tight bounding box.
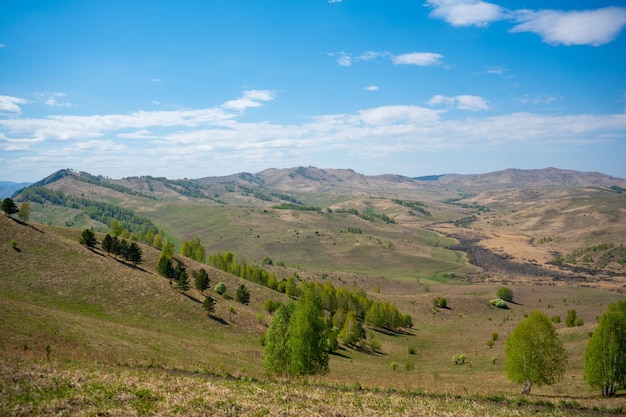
[2,215,626,416]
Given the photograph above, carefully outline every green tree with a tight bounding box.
[180,237,206,262]
[18,202,31,222]
[339,309,364,346]
[505,310,567,394]
[194,268,210,293]
[79,228,98,249]
[286,289,329,376]
[565,309,578,327]
[109,219,123,237]
[584,301,626,396]
[235,284,251,305]
[156,255,174,278]
[263,303,295,376]
[202,295,216,316]
[2,198,18,217]
[127,242,143,266]
[174,259,189,292]
[497,286,514,302]
[102,234,113,254]
[215,282,227,295]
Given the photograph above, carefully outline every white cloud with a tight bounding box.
[151,78,163,82]
[425,0,505,27]
[391,52,443,66]
[0,95,29,114]
[427,94,489,111]
[364,86,379,92]
[510,7,626,46]
[519,95,559,105]
[221,89,275,111]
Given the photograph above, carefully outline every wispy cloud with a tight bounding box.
[510,7,626,46]
[36,92,72,108]
[2,91,625,180]
[518,95,559,105]
[391,52,443,66]
[427,94,489,111]
[221,89,276,111]
[425,0,506,27]
[0,95,29,114]
[364,86,379,92]
[330,51,443,67]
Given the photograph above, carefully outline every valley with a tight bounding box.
[1,166,625,415]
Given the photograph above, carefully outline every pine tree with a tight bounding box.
[203,295,216,316]
[102,234,113,254]
[79,228,98,249]
[1,198,18,217]
[194,268,210,293]
[127,242,143,266]
[236,284,250,304]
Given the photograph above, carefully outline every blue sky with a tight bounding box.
[1,0,626,182]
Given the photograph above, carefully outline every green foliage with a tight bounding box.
[452,354,467,365]
[235,284,250,305]
[18,202,31,222]
[489,298,509,309]
[263,299,281,314]
[391,199,431,216]
[505,311,567,394]
[193,268,210,293]
[10,239,17,250]
[487,340,495,348]
[551,315,561,324]
[2,197,18,217]
[365,301,404,330]
[263,303,295,376]
[174,260,190,292]
[286,289,329,375]
[496,286,514,302]
[492,332,499,341]
[156,255,175,279]
[339,310,364,346]
[202,295,216,316]
[391,361,399,371]
[79,228,98,249]
[272,203,321,211]
[433,297,447,309]
[584,301,626,396]
[215,282,227,295]
[565,309,583,327]
[180,237,206,262]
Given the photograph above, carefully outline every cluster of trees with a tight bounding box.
[504,302,626,397]
[156,242,190,291]
[392,199,431,216]
[180,237,206,262]
[334,207,396,224]
[101,234,144,266]
[2,198,30,222]
[264,289,329,376]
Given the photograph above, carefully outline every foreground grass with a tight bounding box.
[2,359,622,417]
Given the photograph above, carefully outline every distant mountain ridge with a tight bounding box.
[0,181,32,199]
[427,167,626,189]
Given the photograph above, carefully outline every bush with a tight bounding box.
[574,317,584,327]
[452,354,467,365]
[491,356,499,365]
[434,297,447,308]
[215,282,227,295]
[263,299,281,314]
[551,315,561,324]
[496,286,514,302]
[391,361,399,371]
[566,309,578,327]
[10,239,17,250]
[487,340,495,348]
[489,298,509,309]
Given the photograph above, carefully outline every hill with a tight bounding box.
[2,203,626,415]
[0,180,30,198]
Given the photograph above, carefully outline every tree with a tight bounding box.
[194,268,210,293]
[79,228,98,249]
[156,255,174,278]
[286,289,329,376]
[102,234,113,254]
[497,286,514,302]
[127,242,143,266]
[235,284,250,305]
[584,301,626,396]
[180,237,206,262]
[505,310,567,394]
[202,295,216,316]
[18,202,31,222]
[215,282,227,295]
[174,259,190,292]
[565,309,583,327]
[263,303,296,376]
[339,309,364,346]
[2,198,18,217]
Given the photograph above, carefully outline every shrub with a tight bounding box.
[551,315,561,324]
[492,332,499,341]
[487,340,495,348]
[566,309,578,327]
[215,282,227,295]
[391,361,399,371]
[434,297,447,308]
[574,317,584,327]
[263,299,281,314]
[235,284,250,304]
[496,286,514,302]
[452,354,467,365]
[10,239,17,250]
[490,298,509,309]
[491,356,499,365]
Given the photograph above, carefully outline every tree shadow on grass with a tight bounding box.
[209,315,229,325]
[11,217,44,234]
